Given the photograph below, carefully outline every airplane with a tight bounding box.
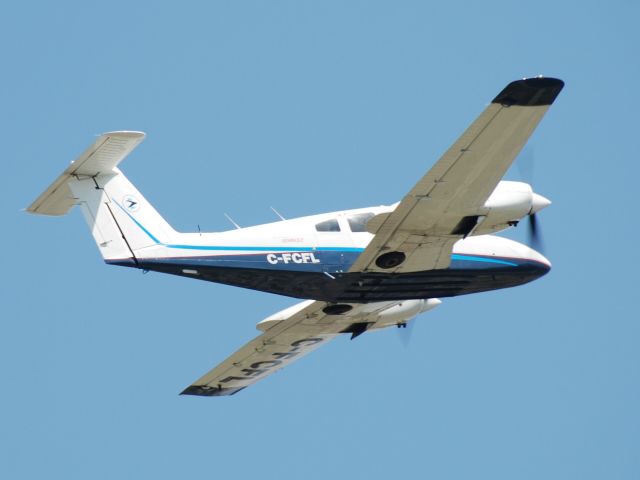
[27,77,564,396]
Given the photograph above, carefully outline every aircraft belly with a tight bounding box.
[132,256,549,302]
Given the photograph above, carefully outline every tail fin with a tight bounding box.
[27,131,175,265]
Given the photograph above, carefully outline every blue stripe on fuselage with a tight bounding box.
[114,201,161,243]
[164,244,364,252]
[450,254,518,267]
[114,201,524,272]
[135,251,524,275]
[114,200,364,253]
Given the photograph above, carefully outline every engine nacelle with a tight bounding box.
[370,298,442,329]
[257,298,442,332]
[473,181,550,235]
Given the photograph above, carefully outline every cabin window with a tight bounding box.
[347,212,375,232]
[315,219,341,232]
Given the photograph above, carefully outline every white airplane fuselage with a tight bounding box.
[107,201,550,303]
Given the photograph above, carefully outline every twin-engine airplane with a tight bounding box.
[28,77,564,396]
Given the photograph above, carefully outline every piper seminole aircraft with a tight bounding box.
[28,77,563,396]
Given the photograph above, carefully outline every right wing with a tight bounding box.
[182,301,335,397]
[181,299,440,396]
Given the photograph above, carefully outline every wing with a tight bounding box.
[351,77,564,274]
[181,301,334,397]
[27,131,145,216]
[181,299,439,396]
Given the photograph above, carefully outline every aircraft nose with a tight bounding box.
[535,258,551,274]
[530,247,551,268]
[524,247,552,276]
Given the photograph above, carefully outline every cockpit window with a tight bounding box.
[315,219,341,232]
[347,212,375,232]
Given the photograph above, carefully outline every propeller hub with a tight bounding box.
[530,192,551,214]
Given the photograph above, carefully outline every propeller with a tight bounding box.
[525,191,551,255]
[517,146,536,187]
[527,210,544,253]
[396,319,416,348]
[517,146,550,253]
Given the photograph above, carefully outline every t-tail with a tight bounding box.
[27,131,175,267]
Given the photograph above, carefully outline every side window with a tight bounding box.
[315,219,341,232]
[347,213,375,233]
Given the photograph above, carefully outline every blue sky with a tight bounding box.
[2,1,639,478]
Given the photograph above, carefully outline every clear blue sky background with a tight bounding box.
[2,1,638,478]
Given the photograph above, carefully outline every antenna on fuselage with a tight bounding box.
[224,213,241,229]
[270,206,286,221]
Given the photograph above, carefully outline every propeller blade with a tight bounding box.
[396,320,415,348]
[528,213,545,253]
[518,147,548,254]
[517,146,536,185]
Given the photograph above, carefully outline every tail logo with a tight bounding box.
[123,195,140,212]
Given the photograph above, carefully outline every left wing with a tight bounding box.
[182,299,440,396]
[351,77,564,274]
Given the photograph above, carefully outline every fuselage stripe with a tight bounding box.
[115,201,521,267]
[165,244,366,252]
[114,201,161,243]
[450,254,518,267]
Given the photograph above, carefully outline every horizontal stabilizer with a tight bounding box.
[26,131,145,216]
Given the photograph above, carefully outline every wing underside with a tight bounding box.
[182,301,336,396]
[352,77,564,274]
[182,299,440,396]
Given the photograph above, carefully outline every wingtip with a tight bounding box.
[100,131,147,139]
[492,77,564,107]
[180,384,246,397]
